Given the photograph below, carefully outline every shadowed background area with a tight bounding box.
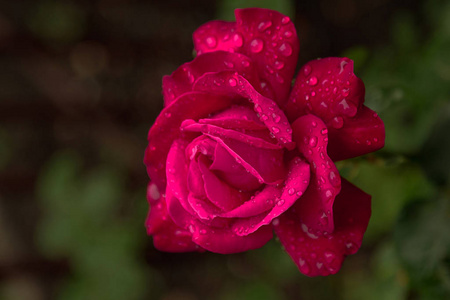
[0,0,449,299]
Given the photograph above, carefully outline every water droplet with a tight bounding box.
[339,60,348,74]
[250,38,264,53]
[242,60,250,67]
[288,188,295,195]
[309,136,318,147]
[325,189,333,199]
[303,65,312,76]
[271,126,280,133]
[228,77,237,87]
[277,199,285,206]
[261,114,269,121]
[305,95,309,101]
[324,251,336,263]
[224,61,234,68]
[298,257,311,274]
[199,229,207,235]
[341,88,350,97]
[329,171,340,187]
[274,60,285,69]
[233,33,243,47]
[255,104,262,113]
[279,42,293,56]
[272,218,280,226]
[311,91,316,97]
[281,16,290,24]
[258,21,272,32]
[345,241,357,253]
[332,116,344,129]
[272,113,281,123]
[308,76,318,86]
[205,36,217,48]
[321,128,328,135]
[284,30,293,38]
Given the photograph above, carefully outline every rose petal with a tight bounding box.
[199,105,267,131]
[193,8,299,105]
[144,91,234,190]
[232,157,310,236]
[220,185,280,218]
[197,154,249,211]
[193,71,294,148]
[292,114,341,234]
[146,191,200,252]
[190,220,273,254]
[273,178,371,276]
[166,139,195,216]
[182,120,282,150]
[163,51,259,106]
[286,57,364,123]
[327,105,385,161]
[210,143,262,191]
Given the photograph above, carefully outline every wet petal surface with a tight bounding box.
[274,179,371,276]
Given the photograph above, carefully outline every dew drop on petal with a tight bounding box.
[279,42,293,56]
[332,116,344,129]
[233,33,243,47]
[250,38,264,53]
[228,77,237,87]
[205,36,217,48]
[274,60,285,70]
[308,76,318,86]
[309,136,318,147]
[303,65,312,76]
[284,30,293,38]
[258,21,272,32]
[271,126,280,133]
[288,188,295,195]
[281,16,290,24]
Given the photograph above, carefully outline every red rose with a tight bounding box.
[144,8,385,276]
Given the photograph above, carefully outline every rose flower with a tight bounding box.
[144,8,385,276]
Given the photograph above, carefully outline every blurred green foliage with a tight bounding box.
[36,151,149,300]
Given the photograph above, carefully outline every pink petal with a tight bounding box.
[144,91,234,190]
[163,51,259,106]
[232,157,310,236]
[197,154,250,211]
[193,71,294,148]
[327,105,385,161]
[210,143,262,191]
[193,8,299,105]
[190,220,273,254]
[187,159,206,198]
[273,179,371,276]
[166,139,195,216]
[199,105,267,130]
[145,191,200,252]
[220,185,280,218]
[286,57,364,123]
[193,21,242,55]
[292,115,341,234]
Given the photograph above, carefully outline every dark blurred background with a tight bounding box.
[0,0,449,299]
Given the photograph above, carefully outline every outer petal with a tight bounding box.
[144,91,234,190]
[327,106,385,161]
[286,57,385,160]
[145,191,200,252]
[274,179,371,276]
[163,51,259,106]
[193,71,294,149]
[292,115,341,234]
[286,57,364,123]
[194,8,299,105]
